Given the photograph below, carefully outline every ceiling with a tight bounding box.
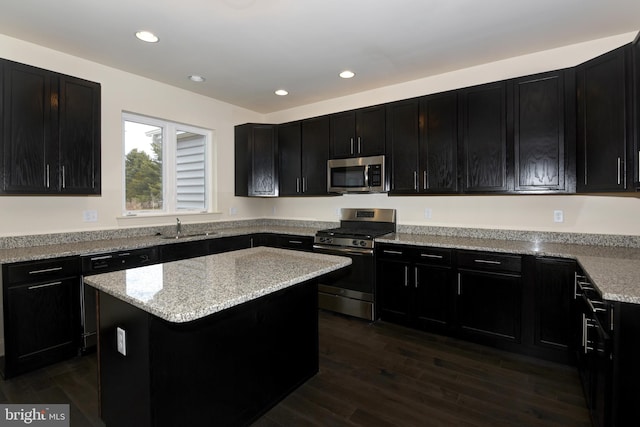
[0,0,639,114]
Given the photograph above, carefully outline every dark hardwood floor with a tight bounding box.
[0,311,590,427]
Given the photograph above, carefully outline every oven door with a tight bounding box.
[313,245,375,320]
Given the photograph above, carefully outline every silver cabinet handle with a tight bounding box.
[350,138,354,155]
[296,177,300,193]
[383,249,403,255]
[28,281,62,290]
[302,176,307,192]
[474,259,501,265]
[423,170,427,190]
[414,266,418,288]
[413,171,418,191]
[29,266,63,275]
[357,137,362,154]
[457,273,461,295]
[421,253,443,259]
[288,240,303,245]
[404,265,408,287]
[46,164,50,188]
[617,157,622,185]
[61,165,66,189]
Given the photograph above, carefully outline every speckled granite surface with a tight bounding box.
[378,233,640,304]
[84,246,351,323]
[1,219,639,304]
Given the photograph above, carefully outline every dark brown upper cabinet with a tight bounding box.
[459,81,512,193]
[513,70,575,193]
[0,59,101,195]
[387,98,421,194]
[234,123,278,197]
[330,105,385,158]
[633,33,640,190]
[576,45,633,192]
[278,117,331,196]
[420,92,459,193]
[386,93,459,195]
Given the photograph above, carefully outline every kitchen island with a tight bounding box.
[83,247,351,427]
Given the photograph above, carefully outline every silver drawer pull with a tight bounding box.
[90,255,113,261]
[420,254,443,259]
[474,259,501,265]
[383,250,403,255]
[28,281,62,290]
[288,240,303,244]
[29,266,63,275]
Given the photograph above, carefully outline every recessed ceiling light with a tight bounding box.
[275,89,288,96]
[135,31,159,43]
[339,70,355,79]
[188,75,206,82]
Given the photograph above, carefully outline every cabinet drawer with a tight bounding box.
[414,247,452,266]
[377,245,412,259]
[5,256,80,285]
[457,251,521,274]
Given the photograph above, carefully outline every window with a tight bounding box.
[123,113,212,215]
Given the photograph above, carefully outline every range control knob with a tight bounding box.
[352,240,359,246]
[360,241,367,247]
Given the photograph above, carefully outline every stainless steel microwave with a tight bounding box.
[327,155,386,193]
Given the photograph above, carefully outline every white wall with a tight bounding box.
[0,34,268,237]
[264,32,640,237]
[1,32,639,238]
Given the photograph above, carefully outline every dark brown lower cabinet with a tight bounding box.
[2,257,80,378]
[532,257,576,363]
[377,245,454,333]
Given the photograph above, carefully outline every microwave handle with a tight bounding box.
[364,164,370,187]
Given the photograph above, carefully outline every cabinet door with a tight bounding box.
[420,92,459,193]
[534,257,575,352]
[457,270,521,342]
[577,45,632,192]
[1,61,55,193]
[633,33,640,189]
[58,75,101,194]
[377,258,412,325]
[234,124,278,197]
[330,111,355,158]
[514,71,571,192]
[387,99,420,194]
[278,121,302,196]
[414,263,453,331]
[460,82,511,192]
[5,276,79,376]
[356,105,385,156]
[301,116,330,195]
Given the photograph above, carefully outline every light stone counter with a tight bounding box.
[83,246,351,323]
[378,233,640,304]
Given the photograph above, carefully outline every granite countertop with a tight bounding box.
[378,233,640,304]
[83,246,351,323]
[0,225,318,264]
[1,221,638,305]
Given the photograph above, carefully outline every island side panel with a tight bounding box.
[148,281,319,427]
[98,291,152,427]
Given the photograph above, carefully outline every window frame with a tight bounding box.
[122,112,214,217]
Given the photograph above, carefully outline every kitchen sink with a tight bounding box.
[158,232,217,239]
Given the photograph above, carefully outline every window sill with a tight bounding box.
[116,211,223,227]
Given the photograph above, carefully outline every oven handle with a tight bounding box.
[313,244,374,256]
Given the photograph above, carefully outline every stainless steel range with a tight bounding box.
[313,208,396,320]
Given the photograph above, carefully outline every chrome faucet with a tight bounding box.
[176,218,182,237]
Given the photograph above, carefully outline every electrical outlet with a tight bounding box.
[83,210,98,222]
[553,210,564,223]
[117,327,127,356]
[229,207,238,216]
[424,208,432,219]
